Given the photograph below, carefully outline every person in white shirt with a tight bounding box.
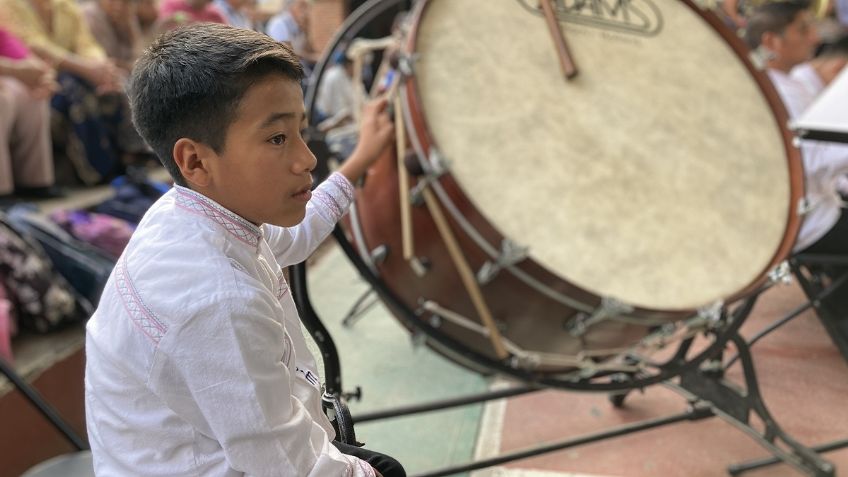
[213,0,255,29]
[746,1,848,253]
[85,23,403,477]
[316,51,359,158]
[266,0,317,69]
[746,2,848,327]
[790,35,848,98]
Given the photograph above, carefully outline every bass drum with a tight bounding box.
[336,0,803,386]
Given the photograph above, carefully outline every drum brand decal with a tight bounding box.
[518,0,663,36]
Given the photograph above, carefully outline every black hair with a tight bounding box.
[744,0,811,50]
[128,23,304,186]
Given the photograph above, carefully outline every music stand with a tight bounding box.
[791,67,848,144]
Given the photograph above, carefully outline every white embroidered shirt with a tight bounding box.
[84,173,375,477]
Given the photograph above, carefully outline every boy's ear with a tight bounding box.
[173,138,213,188]
[760,31,782,56]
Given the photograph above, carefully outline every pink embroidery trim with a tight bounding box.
[174,187,260,247]
[115,257,168,344]
[356,459,375,477]
[311,172,354,223]
[328,172,355,202]
[311,191,342,222]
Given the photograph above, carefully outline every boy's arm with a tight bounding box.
[265,171,354,266]
[151,292,375,477]
[266,98,394,266]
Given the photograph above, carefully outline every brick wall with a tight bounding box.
[308,0,346,56]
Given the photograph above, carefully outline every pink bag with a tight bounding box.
[50,210,135,259]
[0,283,16,364]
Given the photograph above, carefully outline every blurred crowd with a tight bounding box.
[1,0,848,254]
[0,0,322,204]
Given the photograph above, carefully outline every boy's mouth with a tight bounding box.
[292,182,313,201]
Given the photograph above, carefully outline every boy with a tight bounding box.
[84,23,403,476]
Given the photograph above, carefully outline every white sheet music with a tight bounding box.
[792,67,848,138]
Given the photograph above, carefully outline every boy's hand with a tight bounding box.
[337,97,395,184]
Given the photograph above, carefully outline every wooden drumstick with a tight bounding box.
[540,0,578,80]
[421,187,510,360]
[395,95,415,261]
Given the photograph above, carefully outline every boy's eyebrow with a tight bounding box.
[258,111,306,129]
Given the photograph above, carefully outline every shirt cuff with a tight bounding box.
[347,455,377,477]
[310,172,355,224]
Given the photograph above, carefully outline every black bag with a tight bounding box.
[0,212,85,333]
[7,206,113,308]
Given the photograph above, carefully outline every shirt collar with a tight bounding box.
[173,185,262,248]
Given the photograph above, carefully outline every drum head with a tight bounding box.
[411,0,796,310]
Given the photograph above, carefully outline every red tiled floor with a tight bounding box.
[484,281,848,477]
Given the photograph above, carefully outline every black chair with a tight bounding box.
[789,253,848,362]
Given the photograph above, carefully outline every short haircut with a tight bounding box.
[744,0,811,50]
[128,23,304,186]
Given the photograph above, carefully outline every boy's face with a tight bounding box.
[206,75,316,227]
[775,11,819,68]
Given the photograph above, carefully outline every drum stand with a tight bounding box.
[291,231,847,477]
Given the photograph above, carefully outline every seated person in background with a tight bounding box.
[157,0,226,30]
[746,0,821,118]
[135,0,160,49]
[0,28,58,200]
[791,34,848,97]
[747,1,848,320]
[81,0,142,73]
[0,0,149,185]
[316,51,360,158]
[85,23,405,476]
[266,0,318,71]
[213,0,255,29]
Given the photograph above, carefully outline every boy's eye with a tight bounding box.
[269,134,287,145]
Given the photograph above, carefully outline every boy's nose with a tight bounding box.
[298,141,317,173]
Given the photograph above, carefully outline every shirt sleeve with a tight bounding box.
[150,289,375,477]
[265,172,355,267]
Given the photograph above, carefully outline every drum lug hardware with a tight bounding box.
[369,245,389,265]
[409,181,428,207]
[567,313,590,337]
[477,240,528,285]
[409,256,430,276]
[411,329,428,348]
[397,53,417,77]
[508,351,540,371]
[694,300,724,329]
[428,149,451,177]
[768,261,792,285]
[796,197,813,216]
[568,297,634,337]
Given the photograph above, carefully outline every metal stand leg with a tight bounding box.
[294,225,844,476]
[669,333,835,476]
[790,257,848,362]
[0,358,88,451]
[341,288,380,328]
[723,256,848,475]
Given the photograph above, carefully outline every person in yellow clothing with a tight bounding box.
[0,0,149,185]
